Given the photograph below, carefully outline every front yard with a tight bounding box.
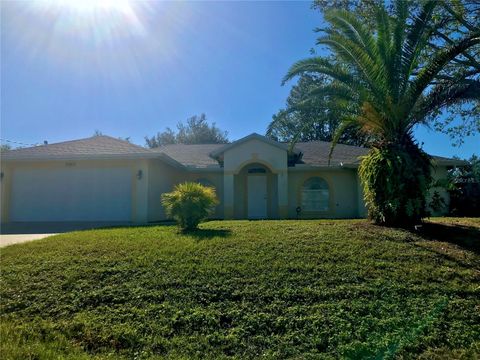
[1,218,479,359]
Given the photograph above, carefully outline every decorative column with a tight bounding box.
[223,172,234,219]
[277,170,288,218]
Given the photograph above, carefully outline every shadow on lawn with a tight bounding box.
[182,228,232,240]
[416,221,480,255]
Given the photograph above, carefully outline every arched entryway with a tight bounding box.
[233,163,278,219]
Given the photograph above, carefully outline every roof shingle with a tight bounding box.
[1,136,152,160]
[2,134,463,167]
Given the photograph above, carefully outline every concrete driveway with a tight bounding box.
[0,233,57,247]
[0,221,131,247]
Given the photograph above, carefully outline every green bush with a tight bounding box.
[161,182,219,231]
[359,141,432,227]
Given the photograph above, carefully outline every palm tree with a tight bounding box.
[283,0,479,226]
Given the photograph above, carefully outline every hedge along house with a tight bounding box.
[0,133,462,224]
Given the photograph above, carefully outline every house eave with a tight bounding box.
[1,153,186,169]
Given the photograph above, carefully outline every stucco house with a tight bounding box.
[0,133,461,223]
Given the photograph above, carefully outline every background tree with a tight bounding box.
[311,0,480,146]
[1,144,12,151]
[267,74,367,145]
[448,154,480,216]
[145,114,228,148]
[284,0,479,226]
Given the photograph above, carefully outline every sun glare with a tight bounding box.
[3,0,192,82]
[30,0,147,42]
[53,0,133,14]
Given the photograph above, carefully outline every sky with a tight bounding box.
[1,0,478,159]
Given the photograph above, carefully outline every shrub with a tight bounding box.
[359,141,432,227]
[161,182,219,231]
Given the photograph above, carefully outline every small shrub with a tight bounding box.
[161,182,219,231]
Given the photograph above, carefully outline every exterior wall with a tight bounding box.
[287,167,360,219]
[428,165,451,216]
[1,159,147,223]
[222,138,288,219]
[1,162,12,223]
[183,171,224,219]
[147,160,224,221]
[1,155,455,223]
[147,159,181,222]
[233,163,278,219]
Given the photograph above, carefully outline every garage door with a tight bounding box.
[10,167,132,221]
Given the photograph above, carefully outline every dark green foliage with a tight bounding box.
[0,219,479,359]
[310,0,480,146]
[1,143,12,151]
[359,140,432,226]
[429,191,447,214]
[447,154,480,216]
[161,182,219,231]
[267,74,366,146]
[145,114,228,148]
[283,0,479,226]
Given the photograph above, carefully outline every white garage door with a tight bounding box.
[11,167,132,221]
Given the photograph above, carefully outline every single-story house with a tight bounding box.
[0,133,462,223]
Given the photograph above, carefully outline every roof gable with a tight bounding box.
[210,133,288,158]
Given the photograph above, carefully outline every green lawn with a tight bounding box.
[1,219,479,359]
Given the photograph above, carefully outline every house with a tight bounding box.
[0,133,462,223]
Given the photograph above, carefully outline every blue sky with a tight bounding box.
[1,1,477,158]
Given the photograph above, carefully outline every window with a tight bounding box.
[196,178,215,188]
[301,177,329,211]
[248,168,266,174]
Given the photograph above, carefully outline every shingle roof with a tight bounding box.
[2,134,463,167]
[294,141,368,166]
[151,144,223,168]
[1,136,153,160]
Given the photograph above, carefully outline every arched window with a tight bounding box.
[196,178,215,188]
[302,177,329,211]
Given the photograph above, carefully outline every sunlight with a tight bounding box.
[2,0,194,83]
[53,0,133,14]
[31,0,147,41]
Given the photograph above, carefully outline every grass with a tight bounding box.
[1,218,479,359]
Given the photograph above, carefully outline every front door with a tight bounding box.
[247,175,267,219]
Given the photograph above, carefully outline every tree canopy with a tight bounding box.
[145,114,229,148]
[309,0,480,145]
[283,0,479,225]
[267,74,367,145]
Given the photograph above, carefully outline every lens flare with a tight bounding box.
[31,0,147,44]
[2,0,194,84]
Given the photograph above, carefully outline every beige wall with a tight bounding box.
[1,159,148,223]
[147,160,224,221]
[232,163,279,219]
[1,157,455,223]
[1,162,12,223]
[288,168,360,219]
[428,165,451,216]
[222,138,288,219]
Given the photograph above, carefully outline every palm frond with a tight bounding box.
[406,33,480,112]
[399,0,437,98]
[323,9,379,63]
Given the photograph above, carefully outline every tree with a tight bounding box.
[1,144,12,151]
[311,0,480,146]
[145,114,228,148]
[284,0,480,226]
[448,154,480,216]
[449,154,480,183]
[267,74,367,145]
